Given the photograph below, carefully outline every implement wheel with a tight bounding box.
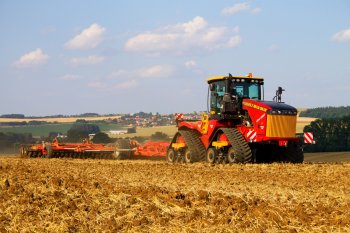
[206,147,217,164]
[227,147,238,163]
[114,139,131,160]
[20,146,28,158]
[46,143,53,158]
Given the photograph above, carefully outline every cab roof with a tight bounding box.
[207,74,264,83]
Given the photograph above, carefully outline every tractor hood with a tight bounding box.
[242,99,298,115]
[242,99,298,138]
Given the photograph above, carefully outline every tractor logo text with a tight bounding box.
[242,102,268,112]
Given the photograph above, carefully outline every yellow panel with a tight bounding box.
[207,75,264,82]
[212,141,229,149]
[172,143,185,150]
[266,115,297,138]
[200,113,209,134]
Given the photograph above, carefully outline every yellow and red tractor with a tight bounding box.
[167,73,303,164]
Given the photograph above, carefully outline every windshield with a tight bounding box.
[234,82,260,100]
[209,80,262,114]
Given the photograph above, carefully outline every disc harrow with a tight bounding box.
[21,138,170,160]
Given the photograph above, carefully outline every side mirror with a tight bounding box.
[209,83,216,91]
[273,86,285,103]
[277,86,285,95]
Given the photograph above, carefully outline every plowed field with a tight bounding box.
[1,156,350,232]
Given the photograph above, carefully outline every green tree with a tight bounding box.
[150,132,169,141]
[0,132,34,150]
[304,116,350,152]
[67,122,100,142]
[92,132,112,143]
[300,106,350,118]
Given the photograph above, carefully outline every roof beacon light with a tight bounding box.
[247,73,253,78]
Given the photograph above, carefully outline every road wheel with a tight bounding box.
[184,149,193,163]
[166,148,177,163]
[206,147,217,164]
[227,147,239,163]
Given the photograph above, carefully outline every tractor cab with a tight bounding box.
[207,73,264,118]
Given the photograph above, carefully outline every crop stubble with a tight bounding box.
[0,157,350,232]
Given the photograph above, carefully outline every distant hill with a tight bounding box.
[0,113,100,119]
[299,106,350,118]
[0,114,25,119]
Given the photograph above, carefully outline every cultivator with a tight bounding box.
[21,139,117,159]
[20,138,170,160]
[118,140,169,158]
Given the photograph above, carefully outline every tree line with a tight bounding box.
[304,115,350,152]
[300,106,350,118]
[0,113,100,119]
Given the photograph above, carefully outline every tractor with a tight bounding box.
[167,73,303,164]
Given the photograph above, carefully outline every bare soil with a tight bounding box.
[305,152,350,163]
[1,154,350,232]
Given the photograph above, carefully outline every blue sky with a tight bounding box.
[1,1,349,116]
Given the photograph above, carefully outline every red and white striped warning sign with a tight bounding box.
[175,113,184,121]
[304,132,314,144]
[247,130,257,142]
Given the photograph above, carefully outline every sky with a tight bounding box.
[0,1,350,116]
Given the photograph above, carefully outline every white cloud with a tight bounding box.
[110,65,174,90]
[332,28,350,42]
[139,65,173,78]
[268,44,280,52]
[70,55,105,65]
[221,2,261,16]
[65,23,106,49]
[110,65,174,79]
[182,16,207,34]
[60,74,81,81]
[185,60,197,69]
[14,48,48,67]
[222,2,250,15]
[232,26,240,33]
[251,7,262,14]
[115,80,139,89]
[125,16,241,54]
[225,36,242,48]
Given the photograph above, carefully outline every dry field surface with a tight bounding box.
[1,155,350,232]
[296,117,317,134]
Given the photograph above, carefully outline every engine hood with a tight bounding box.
[242,99,297,115]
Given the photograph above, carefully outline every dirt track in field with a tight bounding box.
[304,152,350,163]
[1,156,350,232]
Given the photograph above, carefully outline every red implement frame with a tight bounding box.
[21,139,170,159]
[133,141,170,157]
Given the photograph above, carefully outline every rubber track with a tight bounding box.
[221,128,253,163]
[179,129,206,162]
